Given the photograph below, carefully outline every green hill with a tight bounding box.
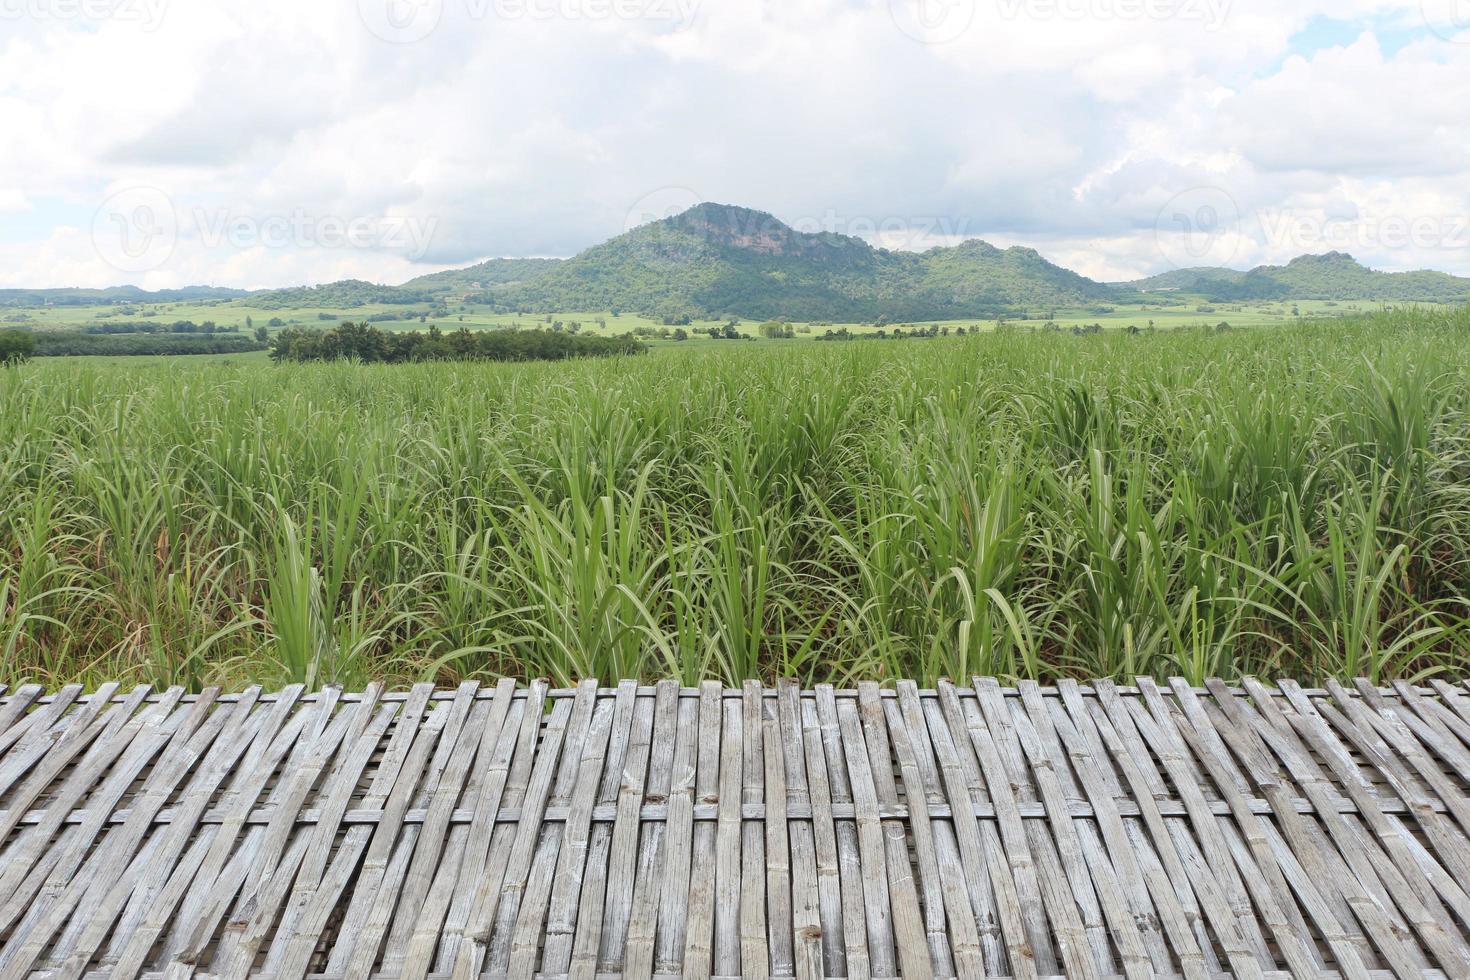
[480,203,1116,320]
[249,279,433,309]
[0,285,247,307]
[1126,252,1470,303]
[402,258,563,297]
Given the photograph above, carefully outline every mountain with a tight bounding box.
[11,210,1470,319]
[0,285,248,307]
[480,204,1117,320]
[402,258,562,296]
[1125,252,1470,303]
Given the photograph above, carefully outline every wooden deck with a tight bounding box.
[1,678,1469,979]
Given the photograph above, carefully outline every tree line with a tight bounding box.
[269,322,647,364]
[18,332,267,357]
[82,320,240,335]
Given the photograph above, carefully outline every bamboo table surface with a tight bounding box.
[1,677,1469,979]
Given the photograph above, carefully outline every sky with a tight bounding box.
[1,0,1468,289]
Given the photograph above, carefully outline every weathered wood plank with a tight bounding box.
[811,687,868,980]
[711,692,744,978]
[678,682,723,980]
[507,680,601,980]
[652,690,699,975]
[738,682,769,980]
[620,681,679,980]
[537,688,616,980]
[778,680,823,980]
[893,681,980,979]
[566,682,637,980]
[591,690,655,977]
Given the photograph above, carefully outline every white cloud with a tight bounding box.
[1,0,1467,287]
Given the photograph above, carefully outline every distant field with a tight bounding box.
[0,295,1421,350]
[2,306,1467,691]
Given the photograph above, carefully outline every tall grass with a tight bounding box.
[2,308,1468,690]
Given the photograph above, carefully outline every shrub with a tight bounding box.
[0,329,36,364]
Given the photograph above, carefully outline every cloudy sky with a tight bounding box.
[2,0,1468,289]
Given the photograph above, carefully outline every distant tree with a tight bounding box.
[254,324,269,343]
[673,328,689,341]
[25,332,262,358]
[270,321,644,365]
[0,329,36,365]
